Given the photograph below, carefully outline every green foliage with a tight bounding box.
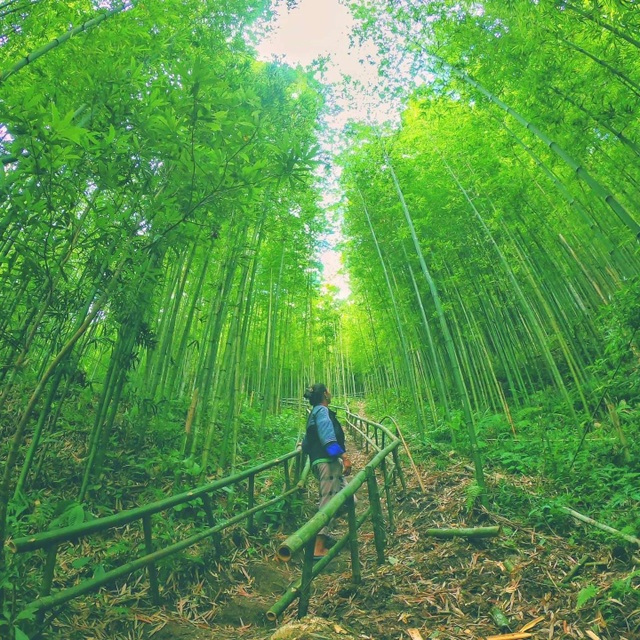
[465,482,483,511]
[576,584,598,610]
[609,570,640,604]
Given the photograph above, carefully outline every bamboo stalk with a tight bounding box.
[431,56,640,238]
[561,507,640,546]
[1,3,135,83]
[266,508,371,621]
[9,450,300,554]
[423,526,501,538]
[381,415,425,494]
[367,467,386,564]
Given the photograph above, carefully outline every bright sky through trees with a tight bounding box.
[256,0,386,298]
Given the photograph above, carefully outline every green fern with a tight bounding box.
[465,482,483,510]
[576,584,598,610]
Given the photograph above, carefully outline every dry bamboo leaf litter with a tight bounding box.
[42,438,640,640]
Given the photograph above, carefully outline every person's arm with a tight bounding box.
[315,406,345,457]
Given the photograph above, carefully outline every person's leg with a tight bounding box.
[313,460,343,557]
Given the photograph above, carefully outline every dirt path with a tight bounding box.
[51,429,638,639]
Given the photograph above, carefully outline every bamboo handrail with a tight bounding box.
[267,507,372,621]
[9,450,300,554]
[271,408,405,620]
[344,416,382,452]
[277,439,400,560]
[26,485,304,615]
[11,450,309,635]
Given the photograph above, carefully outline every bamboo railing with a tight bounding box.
[9,449,308,633]
[10,405,407,633]
[268,407,407,620]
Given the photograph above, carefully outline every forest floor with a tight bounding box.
[50,437,639,640]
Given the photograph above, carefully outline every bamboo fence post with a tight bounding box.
[247,474,256,535]
[283,459,291,490]
[380,457,394,532]
[36,544,58,624]
[201,493,215,527]
[142,515,160,605]
[298,539,315,618]
[366,467,386,564]
[201,493,222,557]
[347,497,361,584]
[293,450,302,484]
[391,447,407,492]
[365,422,370,453]
[266,508,371,621]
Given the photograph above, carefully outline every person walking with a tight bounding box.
[301,383,352,559]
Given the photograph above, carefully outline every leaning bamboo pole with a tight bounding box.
[435,58,640,238]
[0,2,137,84]
[382,149,487,503]
[357,187,426,435]
[561,507,640,547]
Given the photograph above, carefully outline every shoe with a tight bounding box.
[313,534,330,560]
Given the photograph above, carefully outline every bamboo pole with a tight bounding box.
[9,450,300,554]
[561,507,640,546]
[423,526,501,539]
[367,467,386,564]
[381,415,424,494]
[266,508,371,621]
[0,3,137,84]
[20,485,302,616]
[430,55,640,239]
[277,440,400,561]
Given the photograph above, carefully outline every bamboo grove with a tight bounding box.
[339,1,639,495]
[0,0,362,606]
[1,0,640,631]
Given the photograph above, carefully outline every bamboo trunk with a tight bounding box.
[423,526,501,538]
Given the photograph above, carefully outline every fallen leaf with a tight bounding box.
[519,616,545,632]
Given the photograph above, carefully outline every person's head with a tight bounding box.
[303,383,330,406]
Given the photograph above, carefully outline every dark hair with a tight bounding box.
[303,383,328,406]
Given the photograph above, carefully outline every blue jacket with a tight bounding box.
[302,405,346,465]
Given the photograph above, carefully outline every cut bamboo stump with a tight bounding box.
[423,525,501,539]
[561,554,590,583]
